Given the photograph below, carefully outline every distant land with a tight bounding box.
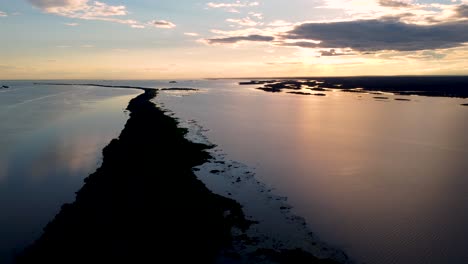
[238,76,468,98]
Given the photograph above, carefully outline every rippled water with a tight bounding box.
[155,79,468,264]
[0,82,141,263]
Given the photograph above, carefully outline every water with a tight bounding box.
[0,81,142,263]
[155,79,468,264]
[1,79,467,264]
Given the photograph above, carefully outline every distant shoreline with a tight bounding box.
[33,82,199,91]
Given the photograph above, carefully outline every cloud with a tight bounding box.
[28,0,126,16]
[319,49,351,56]
[453,4,468,18]
[249,12,263,19]
[0,11,7,17]
[206,34,274,44]
[226,17,261,26]
[27,0,141,26]
[206,1,259,8]
[64,22,79,26]
[268,20,293,27]
[28,0,87,11]
[283,19,468,52]
[206,1,259,12]
[379,0,412,8]
[28,0,178,30]
[149,20,176,29]
[184,32,200,36]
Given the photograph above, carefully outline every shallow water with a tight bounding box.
[155,79,468,264]
[0,82,141,263]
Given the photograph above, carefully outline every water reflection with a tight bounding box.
[0,82,141,263]
[156,80,468,264]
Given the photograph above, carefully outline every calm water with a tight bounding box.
[0,82,141,263]
[155,79,468,264]
[1,79,467,264]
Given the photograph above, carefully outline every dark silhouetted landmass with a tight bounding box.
[249,76,468,98]
[462,103,468,106]
[34,82,199,91]
[318,76,468,98]
[160,88,199,91]
[16,88,341,264]
[239,80,276,85]
[288,92,327,96]
[288,91,313,95]
[34,83,200,92]
[34,82,153,90]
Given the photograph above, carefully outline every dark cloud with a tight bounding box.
[207,34,274,44]
[283,19,468,52]
[380,12,415,21]
[28,0,84,9]
[320,49,349,56]
[150,20,176,28]
[281,41,318,48]
[454,5,468,18]
[379,0,411,8]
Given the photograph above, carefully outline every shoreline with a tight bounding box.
[15,88,341,263]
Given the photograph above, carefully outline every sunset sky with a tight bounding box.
[1,0,467,79]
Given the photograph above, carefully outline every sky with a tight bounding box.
[0,0,467,79]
